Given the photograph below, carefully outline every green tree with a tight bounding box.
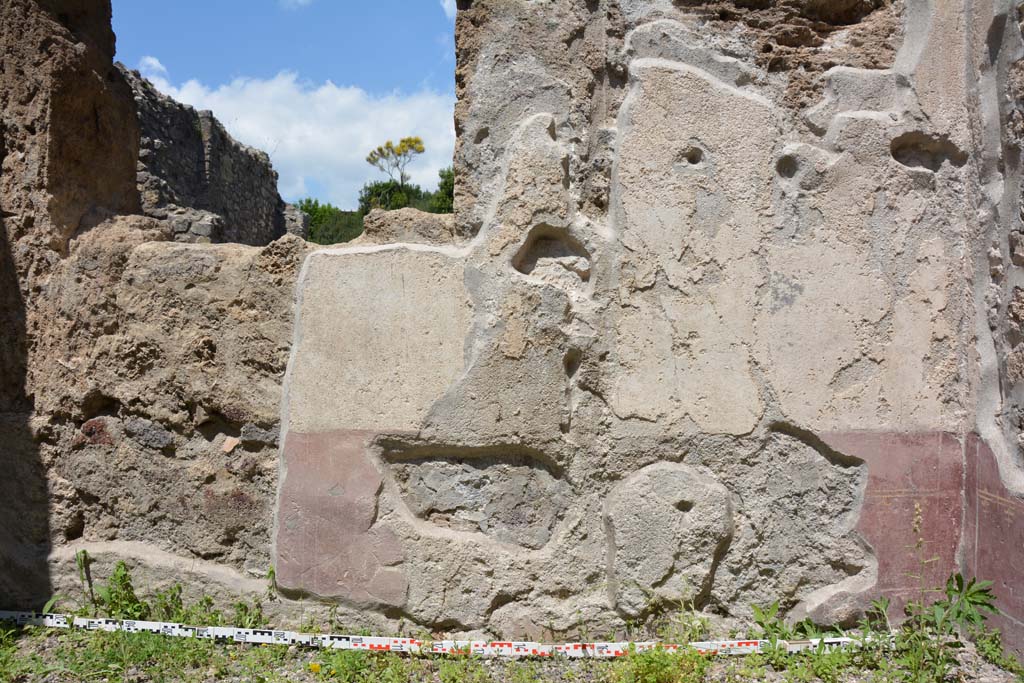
[366,136,425,190]
[427,166,454,214]
[357,179,429,214]
[296,198,364,245]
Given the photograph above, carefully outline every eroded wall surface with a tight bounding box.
[0,0,313,619]
[3,0,1024,652]
[277,0,1024,648]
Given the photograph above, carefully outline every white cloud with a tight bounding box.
[280,0,313,8]
[138,60,455,210]
[138,55,167,79]
[440,0,457,20]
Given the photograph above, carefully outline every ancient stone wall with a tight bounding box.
[122,66,307,245]
[276,0,1024,651]
[4,0,1024,655]
[1,0,140,608]
[0,0,312,621]
[967,3,1024,648]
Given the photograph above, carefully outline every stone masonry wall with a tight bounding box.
[1,0,140,605]
[5,0,1024,655]
[121,66,307,245]
[0,0,313,624]
[276,0,1024,652]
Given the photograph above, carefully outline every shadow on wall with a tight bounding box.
[0,214,51,609]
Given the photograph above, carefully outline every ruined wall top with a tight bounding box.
[121,66,307,245]
[451,0,902,237]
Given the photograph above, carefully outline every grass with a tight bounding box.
[605,644,709,683]
[1,627,303,683]
[3,552,1024,683]
[3,622,1024,683]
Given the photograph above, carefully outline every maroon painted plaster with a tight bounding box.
[821,432,963,615]
[963,434,1024,655]
[275,430,407,608]
[272,427,1024,651]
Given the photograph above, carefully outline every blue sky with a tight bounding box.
[111,0,458,209]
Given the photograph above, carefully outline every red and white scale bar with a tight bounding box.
[0,611,854,658]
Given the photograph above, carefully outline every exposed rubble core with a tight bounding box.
[451,0,903,237]
[0,0,313,621]
[1,0,141,608]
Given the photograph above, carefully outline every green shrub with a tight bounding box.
[438,655,492,683]
[427,167,454,214]
[607,644,708,683]
[96,561,150,621]
[296,198,364,245]
[357,180,430,214]
[318,649,372,682]
[974,627,1024,681]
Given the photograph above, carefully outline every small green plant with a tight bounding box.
[733,652,768,681]
[231,598,267,629]
[151,583,186,623]
[751,601,794,641]
[506,659,541,683]
[54,628,217,682]
[939,573,999,632]
[0,626,29,682]
[75,548,97,615]
[867,596,892,632]
[761,639,793,671]
[95,561,150,620]
[318,649,371,681]
[380,654,427,683]
[438,655,492,683]
[41,595,62,615]
[974,627,1024,681]
[607,643,708,683]
[649,588,710,645]
[895,502,957,683]
[849,611,889,674]
[807,646,853,683]
[574,609,592,643]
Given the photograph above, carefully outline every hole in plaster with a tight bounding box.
[890,131,967,172]
[679,146,704,166]
[512,223,591,287]
[776,155,799,179]
[563,348,582,378]
[674,500,694,513]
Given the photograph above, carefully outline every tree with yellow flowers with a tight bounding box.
[365,136,425,191]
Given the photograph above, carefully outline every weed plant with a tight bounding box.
[4,549,1024,682]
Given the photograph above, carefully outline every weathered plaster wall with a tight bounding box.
[276,0,1024,650]
[3,0,1024,653]
[967,1,1024,650]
